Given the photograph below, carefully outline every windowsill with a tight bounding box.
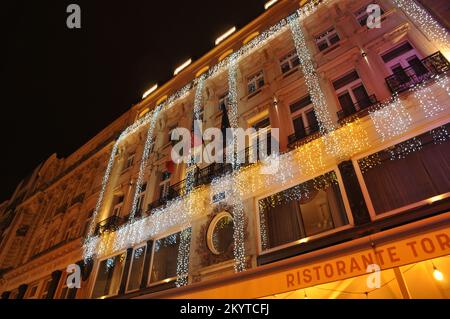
[242,84,269,102]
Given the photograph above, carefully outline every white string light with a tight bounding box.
[370,95,412,142]
[412,82,444,118]
[392,0,450,56]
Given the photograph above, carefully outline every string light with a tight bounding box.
[387,137,423,160]
[392,0,450,56]
[370,95,412,142]
[431,126,450,144]
[288,13,336,135]
[412,82,444,118]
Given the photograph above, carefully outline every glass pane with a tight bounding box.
[318,41,328,51]
[408,57,428,76]
[150,232,181,283]
[293,117,306,137]
[329,33,340,45]
[92,253,126,298]
[211,215,234,254]
[338,92,356,114]
[305,110,319,132]
[352,85,370,108]
[259,172,349,251]
[127,246,147,292]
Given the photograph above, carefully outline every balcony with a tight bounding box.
[337,94,379,122]
[287,124,320,150]
[94,215,124,235]
[385,51,449,94]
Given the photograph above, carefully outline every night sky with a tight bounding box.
[0,0,265,202]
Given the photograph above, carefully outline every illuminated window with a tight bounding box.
[315,27,340,52]
[279,50,300,74]
[247,70,265,94]
[92,252,127,298]
[289,95,319,138]
[126,245,147,292]
[259,172,349,251]
[150,231,183,284]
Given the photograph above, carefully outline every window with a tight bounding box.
[259,172,349,251]
[354,2,384,27]
[26,284,39,299]
[159,171,171,201]
[111,195,124,217]
[358,130,450,215]
[381,42,426,77]
[92,252,127,298]
[279,50,300,74]
[126,245,147,292]
[289,95,319,139]
[333,70,371,116]
[218,93,230,112]
[124,154,135,170]
[40,279,52,299]
[63,220,77,241]
[247,71,265,94]
[135,183,147,216]
[250,117,273,161]
[315,27,340,52]
[150,231,182,284]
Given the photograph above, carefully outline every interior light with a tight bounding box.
[174,59,192,76]
[142,84,158,99]
[264,0,278,10]
[215,27,237,46]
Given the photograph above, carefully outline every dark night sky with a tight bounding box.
[0,0,265,202]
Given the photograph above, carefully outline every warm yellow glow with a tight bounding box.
[264,0,278,10]
[243,32,260,45]
[156,95,168,106]
[428,194,447,204]
[195,66,210,77]
[219,49,234,62]
[215,27,237,46]
[174,59,192,76]
[142,84,158,99]
[433,267,444,281]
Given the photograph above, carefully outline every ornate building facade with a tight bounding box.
[1,0,449,299]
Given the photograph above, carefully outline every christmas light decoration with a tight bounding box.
[128,106,162,222]
[412,82,444,118]
[370,95,412,142]
[392,0,450,57]
[288,14,336,135]
[388,137,423,160]
[358,153,382,174]
[435,73,450,97]
[431,125,450,144]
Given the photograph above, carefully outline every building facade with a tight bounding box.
[1,0,450,299]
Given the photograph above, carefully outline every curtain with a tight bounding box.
[363,140,450,214]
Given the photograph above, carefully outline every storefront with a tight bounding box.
[135,212,450,299]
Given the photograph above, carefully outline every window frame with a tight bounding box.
[333,70,369,112]
[255,167,354,255]
[247,70,265,95]
[380,41,424,75]
[90,250,128,299]
[289,95,318,136]
[147,230,184,287]
[314,27,340,52]
[279,50,300,75]
[125,243,148,293]
[352,125,450,221]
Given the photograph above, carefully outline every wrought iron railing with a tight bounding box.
[287,124,321,149]
[337,94,379,120]
[94,215,124,235]
[385,51,449,94]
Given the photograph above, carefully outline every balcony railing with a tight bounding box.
[287,124,320,149]
[94,215,124,235]
[337,94,379,121]
[385,51,449,94]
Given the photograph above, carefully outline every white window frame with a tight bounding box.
[315,27,340,52]
[247,70,265,94]
[381,41,423,75]
[147,230,184,287]
[255,167,354,255]
[125,244,147,293]
[279,50,300,74]
[289,97,317,135]
[90,250,128,299]
[334,70,369,112]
